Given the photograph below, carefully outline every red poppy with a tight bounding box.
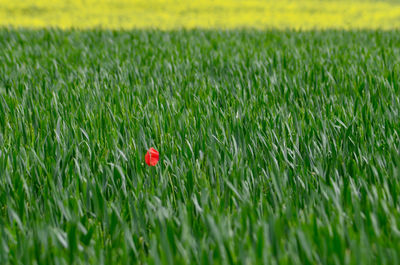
[145,147,159,166]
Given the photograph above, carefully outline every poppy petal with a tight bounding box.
[145,147,159,166]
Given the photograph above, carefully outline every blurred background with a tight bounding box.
[1,0,400,29]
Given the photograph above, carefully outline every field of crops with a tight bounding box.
[0,28,399,264]
[2,0,400,29]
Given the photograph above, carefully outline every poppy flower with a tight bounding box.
[145,147,159,166]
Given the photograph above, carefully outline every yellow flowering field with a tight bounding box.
[1,0,400,29]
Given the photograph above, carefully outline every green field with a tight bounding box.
[0,29,400,264]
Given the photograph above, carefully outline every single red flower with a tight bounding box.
[145,147,159,166]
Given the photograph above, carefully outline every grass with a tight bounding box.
[1,0,400,29]
[0,28,400,264]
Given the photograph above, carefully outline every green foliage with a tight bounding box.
[0,28,399,264]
